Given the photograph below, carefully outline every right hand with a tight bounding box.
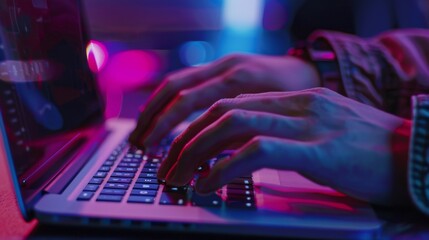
[159,88,412,206]
[128,53,320,148]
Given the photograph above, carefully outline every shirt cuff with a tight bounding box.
[288,33,346,96]
[408,94,429,215]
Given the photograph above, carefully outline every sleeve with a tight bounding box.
[303,29,429,119]
[408,94,429,215]
[293,29,429,214]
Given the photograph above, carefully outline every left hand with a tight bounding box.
[158,88,412,206]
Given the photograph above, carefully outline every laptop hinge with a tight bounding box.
[44,127,110,194]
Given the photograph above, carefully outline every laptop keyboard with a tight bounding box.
[77,141,256,209]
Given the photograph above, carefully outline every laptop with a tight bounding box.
[0,0,382,239]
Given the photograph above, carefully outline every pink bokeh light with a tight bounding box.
[98,50,160,92]
[86,40,108,72]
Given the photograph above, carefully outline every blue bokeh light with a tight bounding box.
[222,0,264,31]
[179,41,215,66]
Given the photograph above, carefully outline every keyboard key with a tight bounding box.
[115,167,138,173]
[140,168,157,173]
[101,189,126,196]
[128,196,154,204]
[227,184,253,190]
[130,189,157,196]
[94,171,107,178]
[97,194,123,202]
[191,192,222,208]
[226,200,256,209]
[108,178,132,184]
[163,186,188,193]
[99,166,111,172]
[84,184,99,192]
[147,158,161,163]
[134,184,159,190]
[136,178,158,184]
[231,178,253,185]
[227,195,255,202]
[111,172,135,178]
[159,192,187,206]
[77,192,94,201]
[227,189,253,196]
[144,163,159,168]
[118,162,140,168]
[139,173,157,179]
[103,160,114,166]
[89,178,103,185]
[105,183,130,189]
[121,158,141,163]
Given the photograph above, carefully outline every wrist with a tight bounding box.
[288,40,345,95]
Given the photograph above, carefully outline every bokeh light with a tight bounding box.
[98,50,160,92]
[179,41,214,66]
[222,0,264,31]
[86,40,108,72]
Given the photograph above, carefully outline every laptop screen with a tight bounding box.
[0,0,103,200]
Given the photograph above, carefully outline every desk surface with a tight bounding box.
[2,90,429,239]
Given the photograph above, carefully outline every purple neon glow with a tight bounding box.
[86,40,108,72]
[263,0,287,31]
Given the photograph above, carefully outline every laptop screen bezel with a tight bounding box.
[0,0,105,220]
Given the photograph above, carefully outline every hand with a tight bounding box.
[159,88,412,206]
[128,54,320,147]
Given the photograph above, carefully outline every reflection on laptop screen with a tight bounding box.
[0,0,103,189]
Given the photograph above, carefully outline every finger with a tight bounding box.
[141,74,243,147]
[235,87,342,99]
[129,55,246,146]
[129,68,209,146]
[158,93,310,180]
[164,109,311,186]
[194,136,312,194]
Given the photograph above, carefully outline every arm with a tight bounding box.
[300,29,429,211]
[301,29,429,118]
[158,29,429,209]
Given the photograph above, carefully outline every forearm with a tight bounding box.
[292,29,429,119]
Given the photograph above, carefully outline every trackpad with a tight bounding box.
[255,169,374,218]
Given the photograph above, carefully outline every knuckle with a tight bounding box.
[224,66,251,85]
[209,98,235,114]
[173,90,194,112]
[176,90,190,103]
[248,136,271,157]
[236,93,249,98]
[163,75,178,91]
[232,66,248,77]
[224,53,247,64]
[301,91,324,104]
[249,136,263,150]
[221,109,246,127]
[310,87,334,96]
